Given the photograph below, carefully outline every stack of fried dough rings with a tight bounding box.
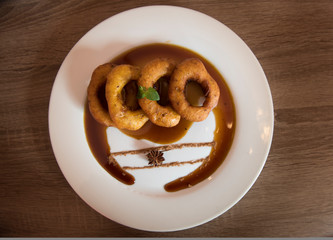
[87,58,220,131]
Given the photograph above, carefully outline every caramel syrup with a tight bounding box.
[84,43,236,191]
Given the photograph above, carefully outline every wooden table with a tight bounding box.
[1,0,332,237]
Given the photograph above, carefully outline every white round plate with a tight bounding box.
[49,6,274,231]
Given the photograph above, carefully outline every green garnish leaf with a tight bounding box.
[137,85,146,99]
[137,86,160,101]
[145,87,160,101]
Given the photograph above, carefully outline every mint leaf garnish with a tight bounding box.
[137,85,146,99]
[137,86,160,101]
[145,87,160,101]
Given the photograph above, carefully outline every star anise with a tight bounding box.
[146,150,165,166]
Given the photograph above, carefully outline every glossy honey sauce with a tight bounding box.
[84,43,236,192]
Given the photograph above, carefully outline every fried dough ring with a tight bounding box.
[169,58,220,122]
[87,63,115,126]
[138,58,181,127]
[106,65,149,130]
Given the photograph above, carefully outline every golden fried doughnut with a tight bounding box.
[138,58,181,127]
[106,65,149,130]
[87,63,115,126]
[168,58,220,122]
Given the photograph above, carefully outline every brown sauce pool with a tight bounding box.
[84,43,236,192]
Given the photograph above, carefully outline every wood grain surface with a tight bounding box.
[0,0,332,237]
